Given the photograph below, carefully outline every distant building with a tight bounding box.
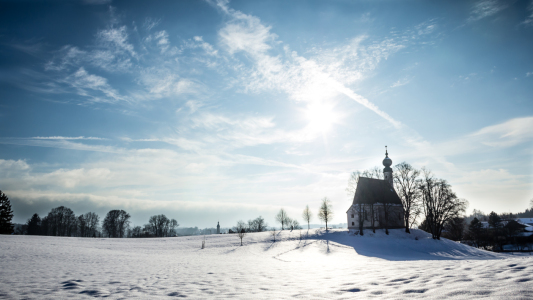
[346,148,405,230]
[217,221,220,234]
[516,218,533,226]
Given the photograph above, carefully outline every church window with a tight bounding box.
[351,214,354,218]
[352,222,354,226]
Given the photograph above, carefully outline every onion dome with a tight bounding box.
[383,146,392,172]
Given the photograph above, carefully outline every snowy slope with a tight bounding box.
[1,229,532,299]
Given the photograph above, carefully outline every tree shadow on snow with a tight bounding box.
[314,229,504,261]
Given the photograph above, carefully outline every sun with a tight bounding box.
[304,102,338,134]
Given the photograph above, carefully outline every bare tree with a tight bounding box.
[369,203,377,233]
[318,197,334,230]
[270,228,276,242]
[284,216,293,230]
[130,226,142,238]
[44,206,76,236]
[78,214,88,237]
[169,219,179,236]
[85,212,100,237]
[148,214,179,237]
[234,220,247,246]
[149,214,167,237]
[419,169,468,240]
[393,162,421,233]
[77,212,100,237]
[276,209,289,230]
[103,210,130,238]
[348,203,365,235]
[290,219,302,230]
[302,205,312,229]
[248,216,268,232]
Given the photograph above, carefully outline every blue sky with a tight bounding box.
[1,0,532,227]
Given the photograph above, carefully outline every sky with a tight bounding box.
[0,0,532,228]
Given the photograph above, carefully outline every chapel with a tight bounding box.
[346,148,405,230]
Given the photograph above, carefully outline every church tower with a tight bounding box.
[216,221,220,234]
[382,146,393,187]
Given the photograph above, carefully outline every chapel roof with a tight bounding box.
[351,177,402,205]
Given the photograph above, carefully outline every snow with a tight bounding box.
[1,229,532,299]
[516,218,533,225]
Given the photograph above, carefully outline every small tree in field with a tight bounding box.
[270,228,276,242]
[318,197,334,230]
[276,209,288,230]
[302,205,312,230]
[234,220,247,246]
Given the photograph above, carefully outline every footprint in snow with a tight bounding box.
[61,280,83,290]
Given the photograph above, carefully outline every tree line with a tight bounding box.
[427,210,533,252]
[13,204,179,238]
[229,198,335,246]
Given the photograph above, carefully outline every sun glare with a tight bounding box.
[304,102,338,134]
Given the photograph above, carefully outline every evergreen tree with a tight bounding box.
[468,217,483,248]
[26,213,42,235]
[0,191,14,234]
[488,211,502,229]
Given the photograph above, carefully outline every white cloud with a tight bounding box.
[522,2,533,26]
[154,30,170,53]
[0,138,123,153]
[467,0,507,22]
[0,159,31,174]
[62,67,126,103]
[143,18,161,31]
[31,136,107,140]
[217,3,403,128]
[97,26,137,58]
[470,116,533,148]
[138,68,201,98]
[44,45,87,71]
[390,78,411,88]
[191,36,218,56]
[219,12,277,55]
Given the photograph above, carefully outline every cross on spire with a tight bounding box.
[385,145,388,156]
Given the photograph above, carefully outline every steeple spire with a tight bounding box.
[382,146,393,187]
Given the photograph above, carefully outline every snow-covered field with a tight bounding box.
[1,229,532,299]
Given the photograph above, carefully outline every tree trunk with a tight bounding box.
[371,204,376,233]
[358,204,364,236]
[383,206,389,235]
[405,211,410,233]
